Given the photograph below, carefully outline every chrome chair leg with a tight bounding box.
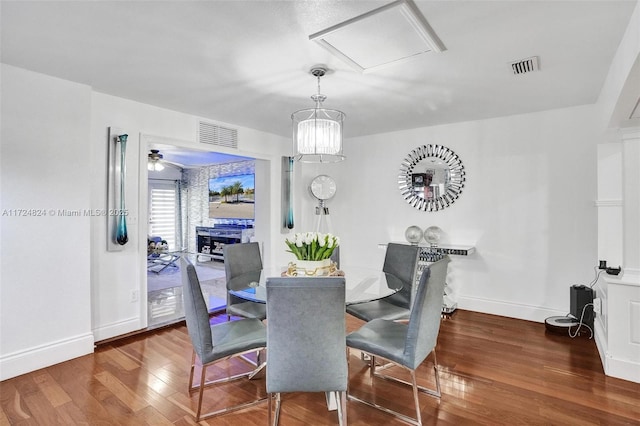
[248,361,266,380]
[336,391,347,426]
[188,349,268,422]
[372,350,441,398]
[410,370,421,426]
[188,351,196,390]
[273,393,282,426]
[238,347,264,368]
[348,349,442,426]
[196,365,207,420]
[240,352,259,367]
[432,350,441,396]
[370,355,376,378]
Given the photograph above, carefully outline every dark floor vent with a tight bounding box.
[510,56,539,75]
[198,121,238,149]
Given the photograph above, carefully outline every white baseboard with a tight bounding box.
[594,316,607,368]
[0,333,94,381]
[92,316,143,343]
[457,295,566,323]
[594,311,640,383]
[605,356,640,383]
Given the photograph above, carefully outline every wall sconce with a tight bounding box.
[107,127,129,251]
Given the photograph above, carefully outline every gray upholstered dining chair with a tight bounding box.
[265,277,348,426]
[224,242,267,321]
[181,256,267,422]
[346,243,420,322]
[330,245,340,269]
[345,256,450,426]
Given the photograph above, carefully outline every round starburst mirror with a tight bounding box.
[399,144,465,212]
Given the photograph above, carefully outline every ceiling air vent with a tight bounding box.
[198,120,238,149]
[510,56,539,75]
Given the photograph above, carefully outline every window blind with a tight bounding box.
[149,183,178,250]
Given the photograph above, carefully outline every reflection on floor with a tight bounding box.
[147,260,228,329]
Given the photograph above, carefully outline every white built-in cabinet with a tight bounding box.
[595,128,640,383]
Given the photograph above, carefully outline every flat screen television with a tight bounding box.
[208,173,255,219]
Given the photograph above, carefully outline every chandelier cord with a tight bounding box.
[313,74,325,108]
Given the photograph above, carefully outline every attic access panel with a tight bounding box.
[309,0,445,73]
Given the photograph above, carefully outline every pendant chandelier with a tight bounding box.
[291,67,345,163]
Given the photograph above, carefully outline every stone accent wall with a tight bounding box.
[182,160,255,252]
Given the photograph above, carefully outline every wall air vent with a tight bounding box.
[510,56,539,75]
[198,121,238,149]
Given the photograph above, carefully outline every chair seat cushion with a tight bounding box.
[346,319,410,367]
[346,300,410,322]
[227,301,267,320]
[201,318,266,364]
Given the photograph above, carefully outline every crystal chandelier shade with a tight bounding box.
[291,67,345,163]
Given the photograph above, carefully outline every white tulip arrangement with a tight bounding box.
[285,232,340,261]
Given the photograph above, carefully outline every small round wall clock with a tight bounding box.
[310,175,337,201]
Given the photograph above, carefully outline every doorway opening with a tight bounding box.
[145,142,258,329]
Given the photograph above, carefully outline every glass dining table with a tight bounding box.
[227,265,402,306]
[227,264,402,412]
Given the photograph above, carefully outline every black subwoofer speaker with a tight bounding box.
[570,285,594,328]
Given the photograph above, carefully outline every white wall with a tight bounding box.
[89,92,290,341]
[2,4,634,375]
[592,1,640,383]
[293,105,599,323]
[1,65,94,380]
[90,93,199,340]
[0,65,290,379]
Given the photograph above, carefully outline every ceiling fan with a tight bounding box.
[147,149,183,171]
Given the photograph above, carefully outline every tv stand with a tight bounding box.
[196,226,255,262]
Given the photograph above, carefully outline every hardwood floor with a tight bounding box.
[2,310,638,425]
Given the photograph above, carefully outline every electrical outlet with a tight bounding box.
[593,298,601,315]
[130,289,139,303]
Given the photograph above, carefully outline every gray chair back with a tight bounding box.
[224,242,266,320]
[224,242,262,289]
[181,256,268,422]
[382,243,420,308]
[181,256,213,361]
[266,277,347,393]
[330,245,340,269]
[404,256,450,369]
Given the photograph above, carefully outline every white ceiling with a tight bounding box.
[150,143,253,168]
[1,0,636,143]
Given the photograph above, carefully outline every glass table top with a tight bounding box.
[228,265,401,306]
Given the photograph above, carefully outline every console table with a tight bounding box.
[379,242,476,314]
